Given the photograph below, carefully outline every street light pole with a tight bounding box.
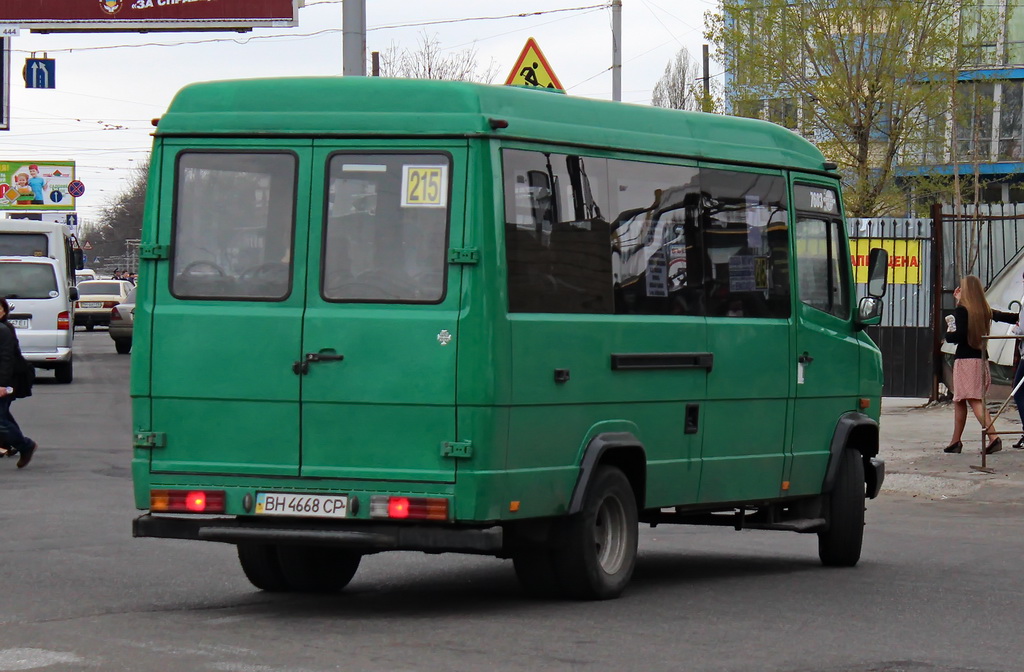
[612,0,622,101]
[342,0,366,76]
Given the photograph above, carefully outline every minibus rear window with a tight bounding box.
[171,152,296,301]
[321,153,451,303]
[0,233,48,257]
[0,262,59,299]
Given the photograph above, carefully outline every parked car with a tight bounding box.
[74,280,133,330]
[0,256,78,383]
[109,286,136,354]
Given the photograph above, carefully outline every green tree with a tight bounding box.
[706,0,1001,217]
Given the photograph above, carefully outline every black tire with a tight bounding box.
[551,466,638,600]
[275,545,362,593]
[114,339,132,355]
[818,449,866,567]
[237,543,289,592]
[512,551,561,597]
[54,360,73,384]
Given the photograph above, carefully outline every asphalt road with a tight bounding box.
[1,331,1022,672]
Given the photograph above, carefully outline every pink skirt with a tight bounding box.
[952,358,991,401]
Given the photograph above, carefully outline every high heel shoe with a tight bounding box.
[985,437,1002,455]
[944,441,963,453]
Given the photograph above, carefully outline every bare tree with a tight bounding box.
[86,159,149,263]
[377,32,500,83]
[652,48,706,111]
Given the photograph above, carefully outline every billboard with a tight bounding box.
[0,1,299,32]
[0,161,77,212]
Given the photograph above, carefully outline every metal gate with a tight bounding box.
[848,218,935,397]
[851,205,1024,399]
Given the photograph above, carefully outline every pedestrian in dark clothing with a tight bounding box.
[0,298,37,467]
[944,275,1016,455]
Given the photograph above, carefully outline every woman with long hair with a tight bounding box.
[944,275,1017,454]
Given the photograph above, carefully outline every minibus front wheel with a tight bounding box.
[817,449,866,567]
[552,466,638,600]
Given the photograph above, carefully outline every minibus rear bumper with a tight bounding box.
[133,513,504,555]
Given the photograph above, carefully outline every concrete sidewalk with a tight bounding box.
[880,396,1024,502]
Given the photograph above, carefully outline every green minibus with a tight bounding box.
[131,77,889,600]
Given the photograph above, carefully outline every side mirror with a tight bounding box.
[68,287,79,301]
[856,296,883,329]
[73,249,85,271]
[866,247,888,298]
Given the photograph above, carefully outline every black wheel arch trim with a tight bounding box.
[568,432,647,514]
[822,411,883,498]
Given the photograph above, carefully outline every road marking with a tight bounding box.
[0,648,83,670]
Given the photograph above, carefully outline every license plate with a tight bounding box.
[9,319,29,329]
[255,492,348,518]
[82,302,103,308]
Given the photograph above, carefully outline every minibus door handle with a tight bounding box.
[798,352,814,364]
[292,351,345,375]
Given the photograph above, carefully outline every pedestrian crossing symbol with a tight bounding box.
[504,37,564,92]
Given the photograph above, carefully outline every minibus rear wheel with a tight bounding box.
[275,545,362,593]
[237,543,289,592]
[552,466,638,600]
[818,448,866,567]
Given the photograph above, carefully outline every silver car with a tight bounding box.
[109,286,136,355]
[0,256,77,383]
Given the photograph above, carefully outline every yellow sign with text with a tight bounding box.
[851,239,921,285]
[504,37,564,91]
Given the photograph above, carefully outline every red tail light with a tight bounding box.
[57,311,70,330]
[150,489,226,513]
[102,300,118,308]
[111,307,121,320]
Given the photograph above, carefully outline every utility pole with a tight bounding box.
[612,0,622,101]
[702,44,711,112]
[342,0,366,77]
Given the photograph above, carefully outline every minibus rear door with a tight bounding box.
[297,146,466,483]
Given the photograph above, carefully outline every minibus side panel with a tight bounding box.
[789,177,861,496]
[696,165,792,503]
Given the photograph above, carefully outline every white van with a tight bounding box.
[0,218,83,294]
[0,256,78,383]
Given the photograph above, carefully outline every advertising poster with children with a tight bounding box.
[0,160,78,211]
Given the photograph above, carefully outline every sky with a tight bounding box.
[1,0,717,226]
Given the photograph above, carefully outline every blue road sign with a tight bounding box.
[65,213,78,227]
[24,58,55,89]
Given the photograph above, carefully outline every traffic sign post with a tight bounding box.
[504,38,564,92]
[24,57,55,89]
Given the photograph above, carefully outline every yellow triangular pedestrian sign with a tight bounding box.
[504,37,564,91]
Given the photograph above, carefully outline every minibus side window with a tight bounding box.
[700,169,790,318]
[792,184,849,318]
[503,149,707,316]
[171,152,296,301]
[321,153,450,303]
[503,149,613,313]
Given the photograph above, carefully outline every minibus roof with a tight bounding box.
[156,78,829,173]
